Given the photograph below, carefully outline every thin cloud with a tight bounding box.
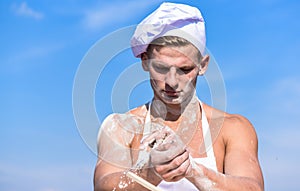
[82,0,163,31]
[260,151,300,191]
[265,76,300,114]
[255,77,300,190]
[12,2,44,20]
[2,42,64,75]
[0,162,93,191]
[259,127,300,190]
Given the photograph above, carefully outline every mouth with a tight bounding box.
[163,90,180,97]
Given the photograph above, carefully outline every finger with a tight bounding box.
[150,137,187,164]
[141,128,171,144]
[139,137,156,150]
[152,134,176,151]
[140,131,160,149]
[154,150,189,174]
[141,129,173,150]
[152,135,186,160]
[150,145,186,165]
[160,154,191,182]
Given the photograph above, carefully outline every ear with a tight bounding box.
[141,53,150,71]
[198,55,210,76]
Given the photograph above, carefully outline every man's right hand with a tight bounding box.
[141,127,193,182]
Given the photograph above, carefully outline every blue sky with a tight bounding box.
[1,0,300,190]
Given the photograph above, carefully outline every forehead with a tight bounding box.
[151,45,199,67]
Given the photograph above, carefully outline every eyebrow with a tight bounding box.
[151,60,196,68]
[151,60,167,66]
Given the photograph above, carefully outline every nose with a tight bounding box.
[165,67,178,89]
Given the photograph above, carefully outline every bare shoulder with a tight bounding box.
[100,104,148,131]
[203,103,257,142]
[128,104,148,117]
[222,113,258,147]
[224,113,253,128]
[202,103,259,156]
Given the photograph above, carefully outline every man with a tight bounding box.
[94,2,264,191]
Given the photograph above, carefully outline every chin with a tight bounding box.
[160,94,184,105]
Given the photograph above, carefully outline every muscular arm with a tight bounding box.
[94,159,161,191]
[93,113,161,191]
[187,115,264,191]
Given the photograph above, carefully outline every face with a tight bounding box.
[142,45,209,106]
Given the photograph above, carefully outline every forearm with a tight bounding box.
[94,168,161,191]
[94,171,146,191]
[186,164,264,191]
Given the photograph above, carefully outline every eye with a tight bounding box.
[178,67,195,74]
[151,63,169,74]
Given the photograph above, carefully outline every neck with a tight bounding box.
[151,94,198,121]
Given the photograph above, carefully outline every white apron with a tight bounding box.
[142,100,217,191]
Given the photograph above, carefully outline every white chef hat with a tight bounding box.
[131,2,206,58]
